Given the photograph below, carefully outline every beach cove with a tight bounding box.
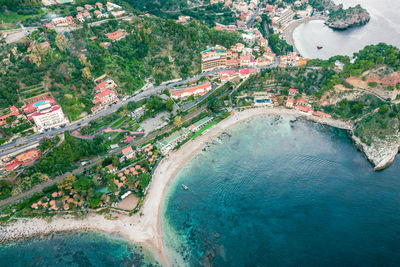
[285,0,400,59]
[0,107,399,266]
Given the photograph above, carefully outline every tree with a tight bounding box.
[57,175,76,192]
[79,54,91,68]
[166,98,174,112]
[379,104,389,114]
[81,67,91,80]
[28,44,47,67]
[55,34,69,52]
[173,116,182,128]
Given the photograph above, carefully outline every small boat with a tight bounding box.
[182,184,188,190]
[317,46,323,50]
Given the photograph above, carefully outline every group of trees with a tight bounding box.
[267,34,293,56]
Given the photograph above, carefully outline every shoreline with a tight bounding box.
[0,107,389,266]
[281,16,326,56]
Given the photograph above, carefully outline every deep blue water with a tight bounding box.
[0,231,159,267]
[163,116,400,266]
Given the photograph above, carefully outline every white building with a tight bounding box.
[242,33,256,46]
[32,103,69,132]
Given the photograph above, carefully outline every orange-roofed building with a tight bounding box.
[31,203,38,209]
[135,165,141,170]
[170,83,212,100]
[15,149,41,166]
[132,171,138,175]
[124,169,130,175]
[0,105,20,126]
[118,172,124,177]
[286,98,295,108]
[106,29,128,42]
[106,164,117,173]
[51,192,58,198]
[122,146,134,159]
[93,89,118,106]
[117,183,123,188]
[130,167,136,172]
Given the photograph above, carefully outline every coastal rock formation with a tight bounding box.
[352,135,400,171]
[325,4,370,30]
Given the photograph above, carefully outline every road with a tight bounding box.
[246,4,262,29]
[0,62,279,157]
[2,15,134,44]
[0,105,207,208]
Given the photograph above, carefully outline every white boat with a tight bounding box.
[182,184,188,190]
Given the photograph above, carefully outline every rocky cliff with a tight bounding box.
[325,4,370,30]
[352,134,400,171]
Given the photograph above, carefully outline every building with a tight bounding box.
[31,103,69,132]
[106,29,128,41]
[170,83,212,100]
[93,89,118,106]
[201,46,227,72]
[52,16,74,27]
[271,8,295,26]
[335,60,345,71]
[289,88,298,96]
[286,97,295,108]
[94,79,117,92]
[15,149,41,166]
[106,2,122,11]
[157,128,191,155]
[111,10,126,17]
[242,33,256,46]
[131,107,144,120]
[0,106,20,126]
[176,16,191,24]
[122,146,135,160]
[189,116,213,132]
[106,164,118,173]
[254,97,273,107]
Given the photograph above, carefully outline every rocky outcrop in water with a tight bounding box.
[326,4,370,30]
[352,134,400,171]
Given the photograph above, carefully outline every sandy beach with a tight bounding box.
[0,107,352,266]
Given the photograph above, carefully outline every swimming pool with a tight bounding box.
[33,100,50,107]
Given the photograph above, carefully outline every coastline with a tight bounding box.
[0,107,384,266]
[281,16,326,56]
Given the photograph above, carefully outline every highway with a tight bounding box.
[0,63,278,157]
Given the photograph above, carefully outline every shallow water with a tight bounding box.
[293,0,400,59]
[163,116,400,266]
[0,231,159,267]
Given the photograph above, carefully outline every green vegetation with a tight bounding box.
[267,34,293,56]
[8,132,108,197]
[354,104,400,145]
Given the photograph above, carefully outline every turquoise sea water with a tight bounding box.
[163,116,400,266]
[0,231,159,267]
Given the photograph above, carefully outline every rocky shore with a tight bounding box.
[352,134,400,171]
[326,4,370,30]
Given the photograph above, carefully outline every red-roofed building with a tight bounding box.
[122,146,134,160]
[93,89,118,106]
[170,83,212,100]
[16,149,40,166]
[289,88,297,96]
[286,97,295,108]
[296,105,314,114]
[239,68,258,78]
[94,79,116,92]
[106,29,127,41]
[0,106,19,126]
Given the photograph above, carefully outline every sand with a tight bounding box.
[0,107,353,266]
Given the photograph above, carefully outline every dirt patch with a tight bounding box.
[117,193,139,210]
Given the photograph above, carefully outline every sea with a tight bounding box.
[0,231,159,267]
[293,0,400,59]
[162,116,400,266]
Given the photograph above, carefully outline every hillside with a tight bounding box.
[0,15,241,121]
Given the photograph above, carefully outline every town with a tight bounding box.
[0,0,399,229]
